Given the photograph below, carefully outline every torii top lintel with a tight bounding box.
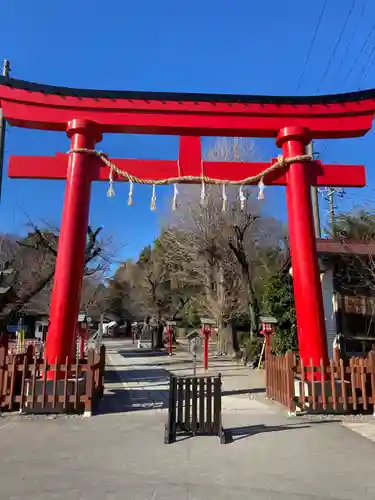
[1,76,375,138]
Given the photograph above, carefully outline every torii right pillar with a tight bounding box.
[277,126,328,374]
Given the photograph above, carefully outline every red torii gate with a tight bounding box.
[0,77,372,377]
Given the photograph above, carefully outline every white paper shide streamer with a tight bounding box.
[107,166,115,197]
[128,180,134,206]
[200,180,207,207]
[222,184,228,212]
[239,185,246,211]
[150,184,157,211]
[258,178,265,200]
[172,183,179,212]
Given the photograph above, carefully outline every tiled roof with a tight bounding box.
[316,238,375,256]
[2,75,375,105]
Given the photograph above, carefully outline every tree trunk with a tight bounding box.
[217,317,225,354]
[0,318,6,335]
[230,319,240,353]
[216,264,227,354]
[217,319,239,356]
[228,225,261,340]
[247,281,260,339]
[155,322,164,349]
[153,310,164,349]
[172,329,178,344]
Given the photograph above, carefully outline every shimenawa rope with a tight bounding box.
[68,148,313,186]
[67,148,313,207]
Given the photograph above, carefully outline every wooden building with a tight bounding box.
[317,238,375,357]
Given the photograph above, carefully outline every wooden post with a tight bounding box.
[8,354,17,411]
[84,348,95,417]
[0,60,10,205]
[286,351,296,414]
[0,346,6,409]
[99,344,106,397]
[164,375,177,444]
[368,351,375,414]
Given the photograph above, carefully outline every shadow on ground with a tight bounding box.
[98,388,169,414]
[97,366,169,414]
[226,420,339,443]
[222,388,265,396]
[105,369,170,384]
[164,420,340,444]
[117,349,170,359]
[137,359,194,368]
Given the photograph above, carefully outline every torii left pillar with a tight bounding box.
[45,119,101,376]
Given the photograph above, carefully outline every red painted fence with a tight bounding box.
[266,350,375,414]
[0,345,105,414]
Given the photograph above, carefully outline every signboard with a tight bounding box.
[200,317,216,326]
[259,316,278,325]
[187,330,202,354]
[7,324,29,333]
[187,330,200,341]
[187,329,202,376]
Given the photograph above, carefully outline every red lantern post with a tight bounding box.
[166,321,176,356]
[200,318,216,371]
[76,313,88,359]
[257,316,278,371]
[259,316,277,355]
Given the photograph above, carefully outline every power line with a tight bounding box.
[319,17,375,159]
[316,0,358,94]
[333,0,368,79]
[361,51,375,82]
[340,18,375,88]
[354,42,375,85]
[295,0,330,93]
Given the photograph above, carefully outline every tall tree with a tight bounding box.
[262,269,297,355]
[112,233,196,323]
[0,224,108,330]
[160,138,285,354]
[331,209,375,240]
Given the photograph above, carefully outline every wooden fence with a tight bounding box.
[164,374,230,444]
[0,345,105,415]
[266,351,295,412]
[6,337,89,358]
[8,339,44,356]
[266,350,375,414]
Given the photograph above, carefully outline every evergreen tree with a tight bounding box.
[262,271,297,355]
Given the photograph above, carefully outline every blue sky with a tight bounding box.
[1,0,375,262]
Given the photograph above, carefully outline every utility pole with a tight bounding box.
[328,187,335,230]
[309,141,321,238]
[323,187,345,237]
[0,59,10,206]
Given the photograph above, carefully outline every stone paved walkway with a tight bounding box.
[1,339,375,499]
[104,338,272,414]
